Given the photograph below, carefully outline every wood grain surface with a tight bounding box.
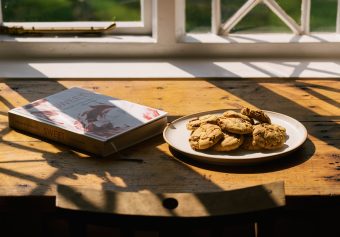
[0,78,339,200]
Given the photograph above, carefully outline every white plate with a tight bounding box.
[163,110,307,165]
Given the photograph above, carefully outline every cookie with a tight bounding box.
[212,132,244,151]
[186,118,202,130]
[223,110,254,124]
[241,107,271,124]
[241,135,261,151]
[189,124,223,150]
[217,117,253,134]
[186,114,220,130]
[253,124,286,150]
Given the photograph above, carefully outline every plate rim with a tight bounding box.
[163,109,308,165]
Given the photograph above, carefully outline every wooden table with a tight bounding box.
[0,78,339,236]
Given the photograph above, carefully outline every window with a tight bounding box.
[0,0,152,35]
[0,0,340,59]
[184,0,340,35]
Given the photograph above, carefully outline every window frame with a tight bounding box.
[0,0,3,25]
[0,0,340,59]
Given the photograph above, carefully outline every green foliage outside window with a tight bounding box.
[2,0,140,22]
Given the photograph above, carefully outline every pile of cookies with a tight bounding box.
[187,107,287,152]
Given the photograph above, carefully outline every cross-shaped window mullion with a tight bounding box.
[219,0,302,35]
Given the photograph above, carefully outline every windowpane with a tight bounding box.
[310,0,337,32]
[186,0,211,33]
[2,0,141,22]
[186,0,338,34]
[275,0,301,24]
[221,0,301,33]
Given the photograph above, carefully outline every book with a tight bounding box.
[8,87,167,156]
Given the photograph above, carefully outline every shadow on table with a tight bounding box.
[169,138,316,174]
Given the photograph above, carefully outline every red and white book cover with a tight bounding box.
[9,87,167,141]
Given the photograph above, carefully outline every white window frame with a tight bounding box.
[0,0,340,59]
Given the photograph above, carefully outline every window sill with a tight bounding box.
[1,58,340,78]
[0,34,155,43]
[181,33,340,44]
[1,32,339,44]
[1,33,340,58]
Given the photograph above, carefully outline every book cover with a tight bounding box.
[8,87,167,156]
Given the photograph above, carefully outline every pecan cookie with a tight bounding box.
[217,117,253,134]
[186,114,220,130]
[189,124,223,150]
[223,110,254,124]
[253,124,286,150]
[212,132,244,152]
[241,107,271,124]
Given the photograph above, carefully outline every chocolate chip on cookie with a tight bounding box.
[241,134,261,151]
[186,114,220,130]
[189,124,223,150]
[241,107,271,124]
[223,110,254,124]
[212,132,244,152]
[186,117,201,130]
[217,117,253,134]
[253,123,286,150]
